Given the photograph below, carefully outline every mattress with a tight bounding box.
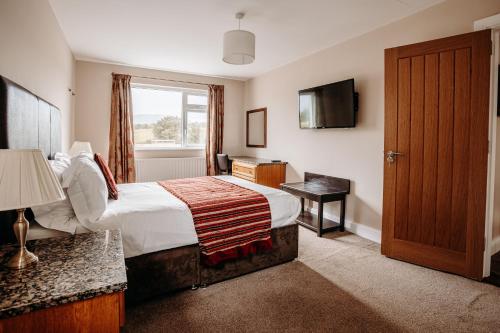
[31,176,300,258]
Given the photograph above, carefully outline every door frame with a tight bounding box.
[474,14,500,277]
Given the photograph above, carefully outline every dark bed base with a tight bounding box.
[125,223,298,303]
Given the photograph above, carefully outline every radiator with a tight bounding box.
[135,157,206,182]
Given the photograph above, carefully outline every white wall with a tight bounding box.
[243,0,500,241]
[0,0,75,150]
[75,61,245,159]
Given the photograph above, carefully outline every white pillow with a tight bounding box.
[61,152,93,186]
[49,160,69,184]
[31,190,80,234]
[54,152,71,167]
[31,157,79,233]
[62,153,108,224]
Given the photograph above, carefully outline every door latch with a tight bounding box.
[386,151,403,163]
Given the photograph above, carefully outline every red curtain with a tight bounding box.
[109,73,136,183]
[206,85,224,175]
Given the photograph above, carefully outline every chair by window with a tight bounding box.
[216,154,230,175]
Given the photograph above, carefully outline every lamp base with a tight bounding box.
[5,208,38,270]
[6,248,38,269]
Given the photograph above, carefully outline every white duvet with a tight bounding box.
[73,176,300,258]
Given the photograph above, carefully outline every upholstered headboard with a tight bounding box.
[0,75,62,158]
[0,75,62,244]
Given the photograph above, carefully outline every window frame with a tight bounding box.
[131,83,208,150]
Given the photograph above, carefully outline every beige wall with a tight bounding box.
[0,0,75,150]
[243,0,500,241]
[75,61,245,159]
[5,0,497,244]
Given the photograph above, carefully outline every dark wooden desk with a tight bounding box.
[281,172,350,237]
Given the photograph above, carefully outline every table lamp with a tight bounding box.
[0,149,65,269]
[68,141,93,157]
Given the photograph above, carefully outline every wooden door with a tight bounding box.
[382,30,491,279]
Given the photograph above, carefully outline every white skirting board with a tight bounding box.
[307,207,382,244]
[135,157,206,182]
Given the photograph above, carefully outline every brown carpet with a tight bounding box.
[123,227,500,332]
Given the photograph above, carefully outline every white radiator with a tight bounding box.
[135,157,206,182]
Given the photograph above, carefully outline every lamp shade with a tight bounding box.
[223,30,255,65]
[0,149,65,211]
[68,141,93,156]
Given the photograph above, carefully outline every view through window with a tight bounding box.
[132,85,208,149]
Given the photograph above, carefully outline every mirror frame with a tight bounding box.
[246,107,267,148]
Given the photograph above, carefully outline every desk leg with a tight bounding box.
[300,197,305,215]
[340,198,346,232]
[317,200,323,237]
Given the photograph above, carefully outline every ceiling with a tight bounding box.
[49,0,443,80]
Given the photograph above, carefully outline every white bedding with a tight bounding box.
[28,222,89,240]
[32,176,300,258]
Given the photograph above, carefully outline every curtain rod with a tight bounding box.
[112,72,210,86]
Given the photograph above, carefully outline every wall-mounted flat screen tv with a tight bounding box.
[299,78,357,129]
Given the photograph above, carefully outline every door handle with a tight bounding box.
[386,150,403,163]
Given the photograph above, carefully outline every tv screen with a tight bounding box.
[299,79,356,129]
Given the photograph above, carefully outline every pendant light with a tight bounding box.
[223,12,255,65]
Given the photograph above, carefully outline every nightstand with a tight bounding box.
[0,230,127,333]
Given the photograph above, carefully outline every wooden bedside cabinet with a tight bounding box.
[0,230,127,333]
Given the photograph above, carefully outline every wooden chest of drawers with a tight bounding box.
[232,159,286,189]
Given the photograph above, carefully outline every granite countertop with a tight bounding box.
[230,156,287,165]
[0,230,127,319]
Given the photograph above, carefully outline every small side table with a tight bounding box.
[0,230,127,332]
[281,172,350,237]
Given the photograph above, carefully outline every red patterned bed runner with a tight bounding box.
[158,176,273,265]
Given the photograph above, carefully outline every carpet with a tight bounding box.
[123,227,500,332]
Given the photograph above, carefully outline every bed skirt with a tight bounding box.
[125,223,298,303]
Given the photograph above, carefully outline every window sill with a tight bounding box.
[134,146,205,151]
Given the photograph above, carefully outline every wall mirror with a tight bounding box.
[246,108,267,148]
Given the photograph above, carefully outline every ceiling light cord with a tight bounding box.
[235,12,244,30]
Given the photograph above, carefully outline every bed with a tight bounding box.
[0,75,300,303]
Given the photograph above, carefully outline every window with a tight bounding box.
[131,84,208,149]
